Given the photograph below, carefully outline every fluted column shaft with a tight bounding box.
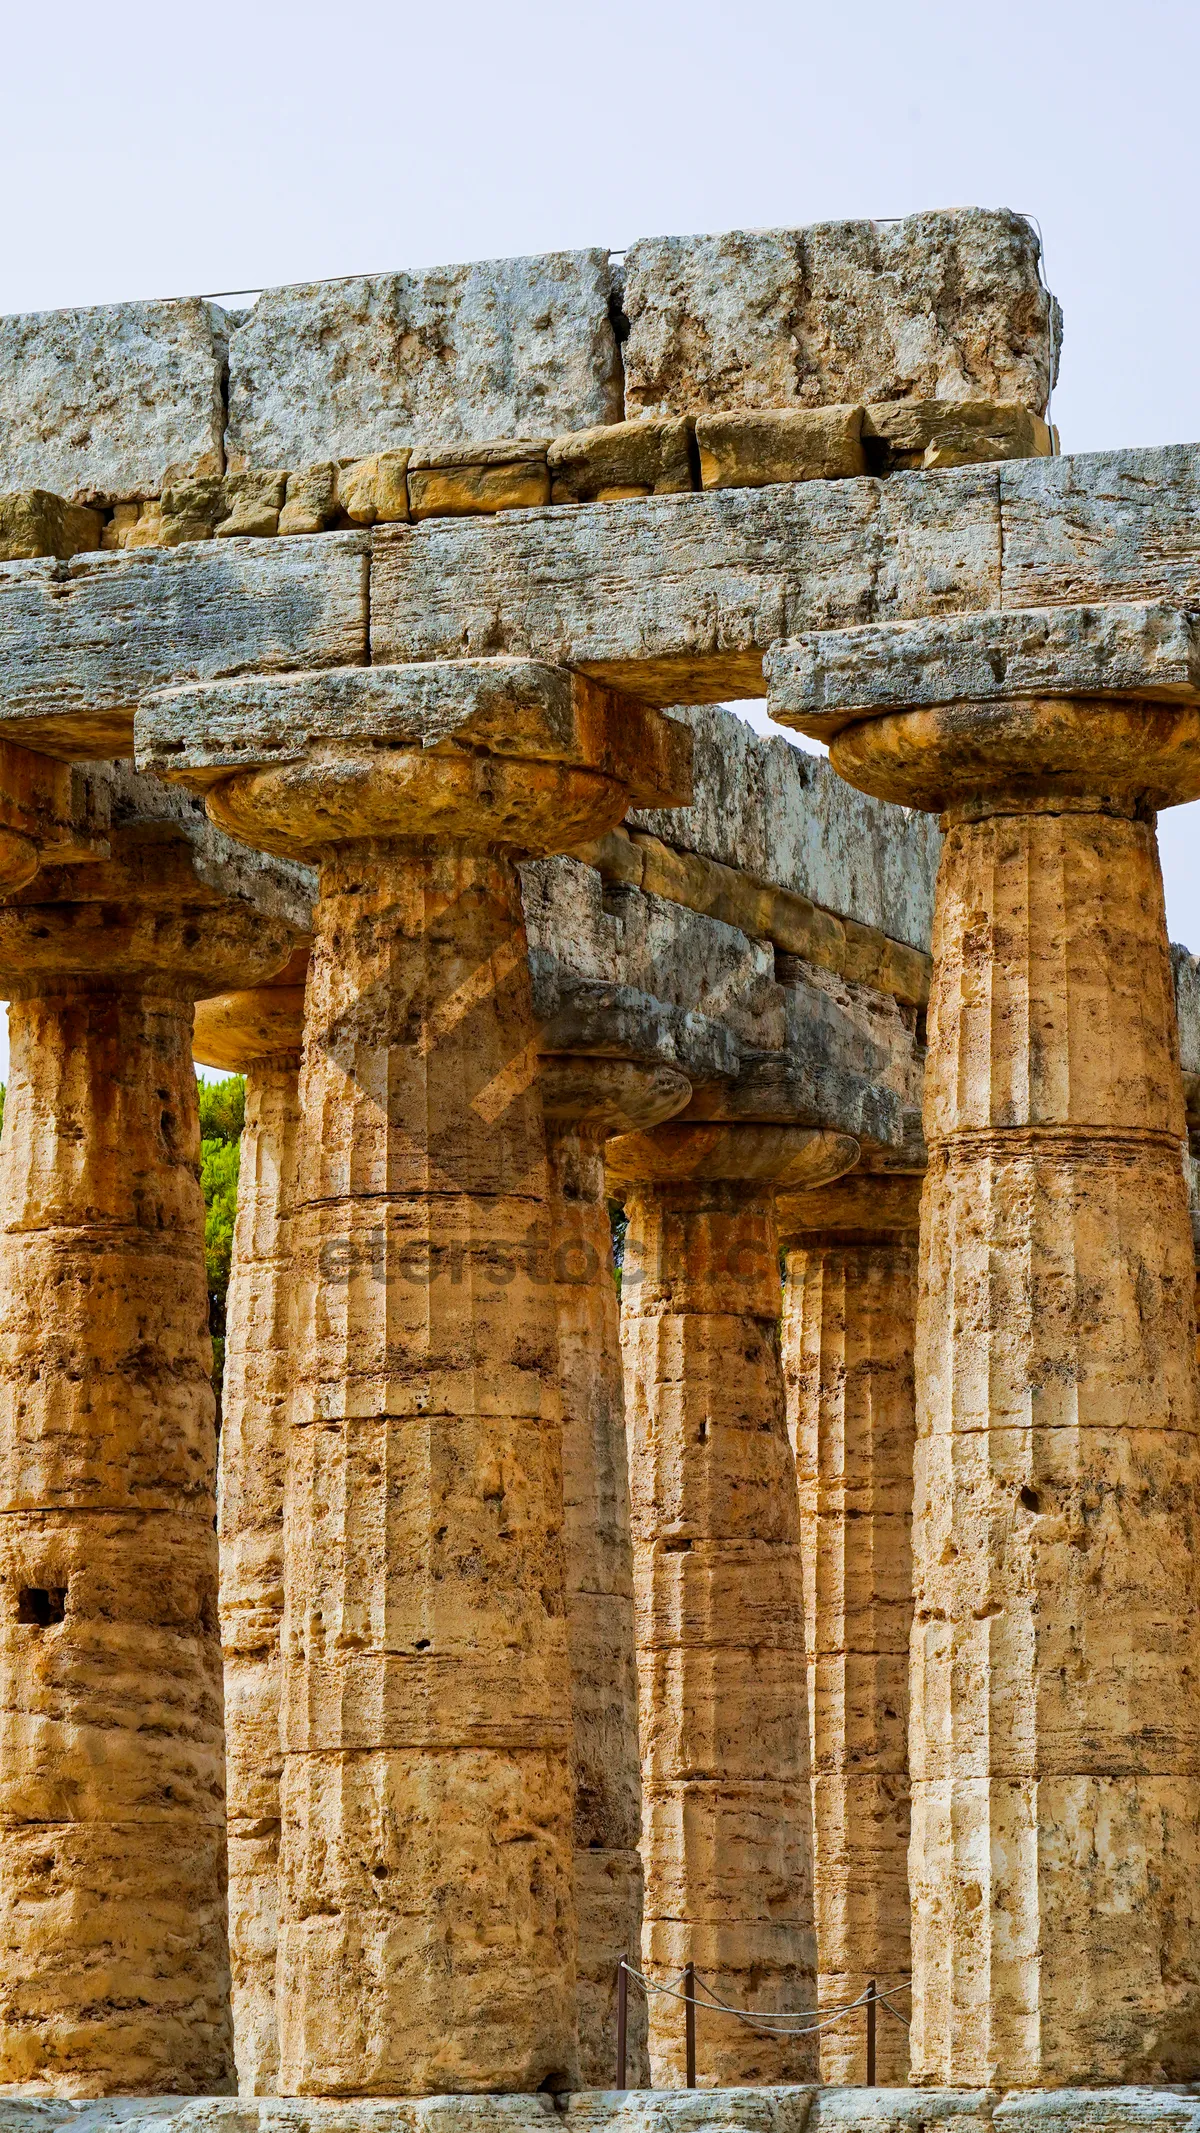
[0,867,291,2096]
[218,1052,302,2095]
[273,840,575,2094]
[804,668,1200,2086]
[613,1123,855,2085]
[908,800,1200,2084]
[542,1057,687,2089]
[139,655,694,2094]
[780,1171,920,2085]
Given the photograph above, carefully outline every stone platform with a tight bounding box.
[2,2095,1200,2133]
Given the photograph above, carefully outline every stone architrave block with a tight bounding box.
[0,299,228,504]
[622,209,1060,418]
[766,601,1200,740]
[0,535,370,758]
[695,407,866,489]
[226,251,623,467]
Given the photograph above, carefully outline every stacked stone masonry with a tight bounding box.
[9,203,1200,2125]
[0,209,1057,561]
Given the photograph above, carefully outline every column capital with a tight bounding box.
[136,658,693,862]
[766,601,1200,816]
[193,945,309,1071]
[0,831,296,998]
[540,1054,690,1139]
[607,1118,859,1193]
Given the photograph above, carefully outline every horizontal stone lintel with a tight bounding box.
[1,446,1199,754]
[135,660,693,812]
[2,2088,1197,2133]
[766,600,1200,740]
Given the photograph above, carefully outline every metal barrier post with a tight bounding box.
[616,1959,628,2090]
[866,1978,876,2086]
[684,1961,696,2088]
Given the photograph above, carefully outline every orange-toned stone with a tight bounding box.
[0,845,292,2096]
[541,1055,689,2089]
[772,606,1200,2085]
[609,1120,856,2087]
[141,659,692,2094]
[195,959,306,2096]
[778,1169,921,2084]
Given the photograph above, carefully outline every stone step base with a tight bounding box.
[2,2093,1200,2133]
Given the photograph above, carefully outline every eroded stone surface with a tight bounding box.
[219,1054,303,2095]
[0,301,227,504]
[613,1127,848,2086]
[621,212,1059,418]
[779,1174,921,2085]
[226,254,622,469]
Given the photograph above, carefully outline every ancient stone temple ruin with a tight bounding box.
[1,206,1199,2131]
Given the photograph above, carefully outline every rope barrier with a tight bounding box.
[614,1957,911,2087]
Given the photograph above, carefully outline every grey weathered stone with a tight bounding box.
[225,253,622,468]
[998,444,1200,609]
[369,467,1003,703]
[0,534,369,755]
[991,2096,1200,2133]
[766,601,1200,740]
[809,2096,997,2133]
[7,446,1199,758]
[0,2095,1195,2133]
[0,300,227,504]
[621,211,1060,419]
[628,706,941,951]
[136,660,688,794]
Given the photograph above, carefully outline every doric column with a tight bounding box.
[768,603,1200,2086]
[0,836,293,2095]
[778,1168,921,2085]
[193,954,308,2096]
[540,1053,690,2090]
[136,658,691,2095]
[608,1118,858,2086]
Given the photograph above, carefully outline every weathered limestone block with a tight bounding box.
[541,1056,691,2090]
[337,456,411,528]
[547,421,694,504]
[0,494,101,563]
[628,705,941,953]
[138,658,691,2095]
[767,601,1200,744]
[408,445,551,520]
[0,299,227,503]
[695,409,865,491]
[226,253,621,468]
[0,534,370,758]
[194,960,308,2097]
[0,836,294,2096]
[621,212,1059,418]
[368,467,1001,705]
[778,1172,921,2085]
[862,400,1052,474]
[610,1121,857,2087]
[771,604,1200,2085]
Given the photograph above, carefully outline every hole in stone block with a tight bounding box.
[1019,1485,1041,1512]
[18,1587,66,1626]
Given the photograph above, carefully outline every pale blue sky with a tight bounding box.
[2,0,1199,1079]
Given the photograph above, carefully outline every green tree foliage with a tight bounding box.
[198,1074,245,1390]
